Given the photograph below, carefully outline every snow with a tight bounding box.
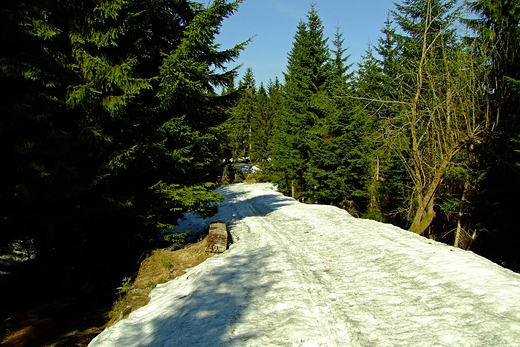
[89,183,520,347]
[236,162,261,174]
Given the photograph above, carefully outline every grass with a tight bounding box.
[106,236,215,326]
[243,173,257,183]
[243,171,269,184]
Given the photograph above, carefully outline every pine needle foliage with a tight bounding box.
[0,0,245,266]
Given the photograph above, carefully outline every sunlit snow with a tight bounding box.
[89,183,520,347]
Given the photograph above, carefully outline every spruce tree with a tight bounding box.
[306,25,369,209]
[229,67,256,161]
[261,78,283,173]
[355,18,412,224]
[330,27,353,89]
[271,4,332,200]
[0,0,245,267]
[250,82,275,167]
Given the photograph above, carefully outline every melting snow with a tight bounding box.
[89,183,520,347]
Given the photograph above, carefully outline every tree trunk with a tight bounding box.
[409,154,452,235]
[409,193,436,235]
[368,156,380,212]
[466,229,477,251]
[453,181,469,248]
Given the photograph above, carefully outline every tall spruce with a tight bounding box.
[250,82,274,167]
[355,18,412,224]
[0,0,245,266]
[352,46,390,220]
[303,25,346,206]
[320,27,372,211]
[271,4,332,200]
[260,78,283,173]
[229,67,256,161]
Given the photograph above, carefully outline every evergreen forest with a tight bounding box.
[227,0,520,270]
[1,0,520,322]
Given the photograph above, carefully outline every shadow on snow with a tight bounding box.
[175,184,293,238]
[119,185,291,346]
[127,245,278,346]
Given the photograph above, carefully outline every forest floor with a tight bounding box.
[0,169,254,347]
[3,174,520,346]
[0,236,214,347]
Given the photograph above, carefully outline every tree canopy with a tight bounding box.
[0,0,245,265]
[3,0,520,279]
[227,1,520,268]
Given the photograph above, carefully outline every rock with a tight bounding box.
[205,222,228,253]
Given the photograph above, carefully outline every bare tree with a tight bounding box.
[391,0,489,235]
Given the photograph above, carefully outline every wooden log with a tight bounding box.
[206,222,228,253]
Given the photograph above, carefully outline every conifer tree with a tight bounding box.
[330,27,353,89]
[0,0,245,264]
[355,18,412,224]
[229,67,256,161]
[303,25,346,206]
[271,4,332,200]
[260,78,283,172]
[250,82,275,167]
[351,47,389,219]
[308,25,370,210]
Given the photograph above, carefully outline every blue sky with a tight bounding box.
[216,0,398,85]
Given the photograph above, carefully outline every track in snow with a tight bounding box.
[89,183,520,347]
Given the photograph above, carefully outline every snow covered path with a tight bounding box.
[90,183,520,347]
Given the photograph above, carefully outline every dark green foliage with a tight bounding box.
[228,67,256,161]
[271,4,333,200]
[269,4,372,214]
[0,0,244,266]
[225,71,282,179]
[353,22,411,224]
[250,82,274,166]
[464,0,520,265]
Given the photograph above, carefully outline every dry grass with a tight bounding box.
[243,174,257,183]
[1,325,38,347]
[107,236,214,326]
[243,171,269,184]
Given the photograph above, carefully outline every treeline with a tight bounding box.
[2,0,519,275]
[0,0,245,277]
[227,0,520,268]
